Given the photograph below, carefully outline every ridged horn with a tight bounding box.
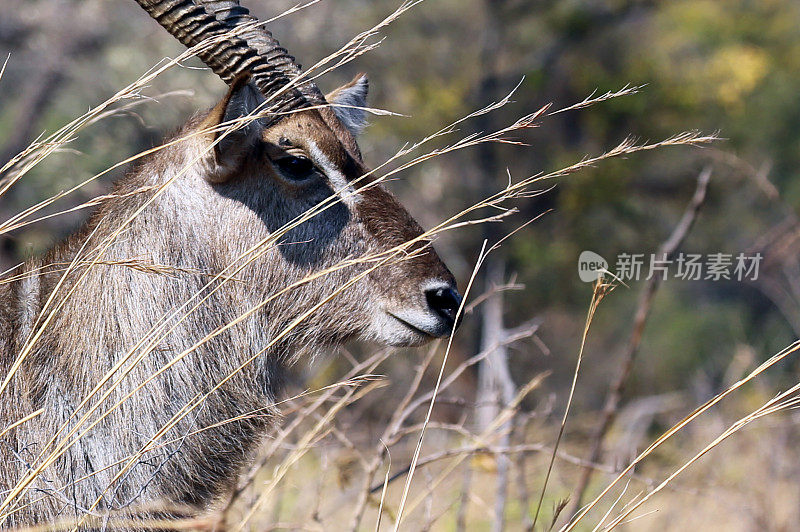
[135,0,325,114]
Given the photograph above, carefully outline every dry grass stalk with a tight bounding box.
[599,377,800,530]
[392,240,489,530]
[565,166,712,521]
[531,276,616,530]
[563,340,800,530]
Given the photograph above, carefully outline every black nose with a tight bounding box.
[425,286,463,329]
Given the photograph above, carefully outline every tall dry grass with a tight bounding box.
[4,3,789,531]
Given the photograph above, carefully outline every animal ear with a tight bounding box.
[202,74,266,183]
[326,73,369,137]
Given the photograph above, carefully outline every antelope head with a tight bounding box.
[135,0,462,347]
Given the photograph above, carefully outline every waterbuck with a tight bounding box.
[0,0,461,525]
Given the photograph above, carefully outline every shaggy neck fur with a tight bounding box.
[0,122,336,526]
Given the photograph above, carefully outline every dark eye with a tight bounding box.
[275,156,315,181]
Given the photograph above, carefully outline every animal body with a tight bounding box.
[0,0,460,526]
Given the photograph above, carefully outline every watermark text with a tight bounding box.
[578,251,762,283]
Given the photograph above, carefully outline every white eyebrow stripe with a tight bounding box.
[307,141,360,207]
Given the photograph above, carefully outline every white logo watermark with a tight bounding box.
[578,250,609,283]
[578,251,763,283]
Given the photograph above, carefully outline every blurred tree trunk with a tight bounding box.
[0,0,107,268]
[473,0,512,431]
[0,2,106,173]
[472,1,516,531]
[0,61,66,173]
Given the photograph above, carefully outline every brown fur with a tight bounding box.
[0,81,457,527]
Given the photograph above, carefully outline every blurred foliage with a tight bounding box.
[2,0,800,410]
